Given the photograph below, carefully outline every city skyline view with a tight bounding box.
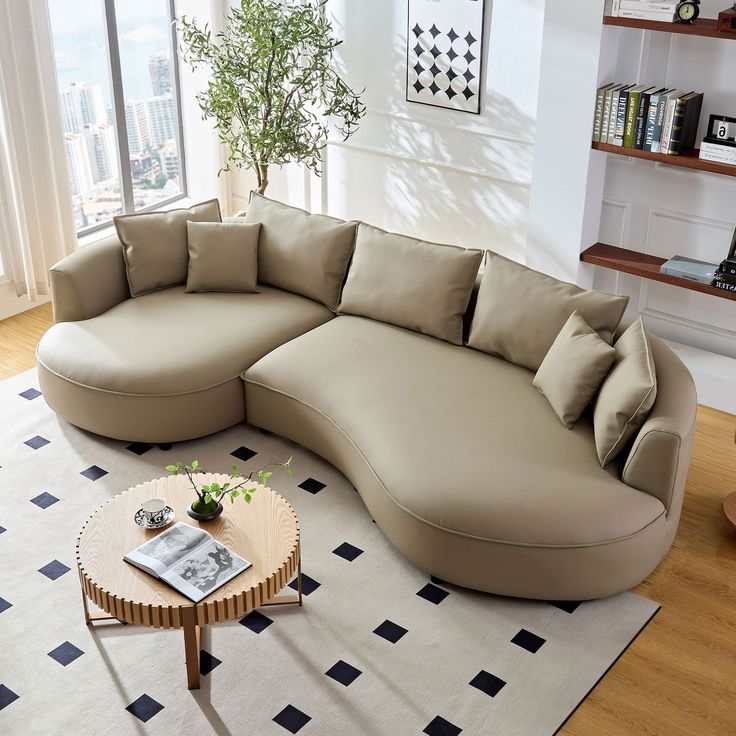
[49,0,184,231]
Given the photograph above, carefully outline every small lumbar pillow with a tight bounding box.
[533,311,617,429]
[185,221,260,294]
[467,253,629,371]
[245,193,357,311]
[337,222,483,344]
[115,199,222,297]
[593,316,657,467]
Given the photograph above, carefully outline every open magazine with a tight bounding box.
[124,522,251,603]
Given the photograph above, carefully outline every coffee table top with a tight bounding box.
[76,474,300,628]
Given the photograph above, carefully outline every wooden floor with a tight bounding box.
[2,303,735,734]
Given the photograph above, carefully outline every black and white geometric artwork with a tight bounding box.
[406,0,486,114]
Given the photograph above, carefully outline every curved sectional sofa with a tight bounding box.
[37,195,697,601]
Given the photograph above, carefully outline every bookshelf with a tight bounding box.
[592,141,736,177]
[602,16,732,39]
[580,243,736,302]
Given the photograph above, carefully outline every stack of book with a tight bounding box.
[713,235,736,292]
[609,1,678,22]
[592,83,704,155]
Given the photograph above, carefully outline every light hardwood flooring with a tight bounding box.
[2,303,735,734]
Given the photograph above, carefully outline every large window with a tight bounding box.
[49,0,186,235]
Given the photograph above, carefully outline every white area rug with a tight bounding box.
[0,369,659,736]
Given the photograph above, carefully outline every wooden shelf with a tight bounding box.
[592,141,736,177]
[580,243,736,302]
[602,15,732,39]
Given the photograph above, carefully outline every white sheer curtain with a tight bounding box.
[0,0,77,301]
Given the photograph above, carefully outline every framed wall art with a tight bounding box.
[406,0,486,114]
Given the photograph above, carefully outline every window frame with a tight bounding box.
[75,0,188,237]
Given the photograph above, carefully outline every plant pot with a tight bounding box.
[187,500,223,522]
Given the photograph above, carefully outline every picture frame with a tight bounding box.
[406,0,486,115]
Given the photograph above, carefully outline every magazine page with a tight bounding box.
[160,539,252,603]
[124,522,211,577]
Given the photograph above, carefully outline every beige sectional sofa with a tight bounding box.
[36,195,697,600]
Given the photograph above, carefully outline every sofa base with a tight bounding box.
[38,361,245,443]
[244,378,676,601]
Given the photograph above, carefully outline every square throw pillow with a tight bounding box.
[337,223,483,344]
[467,253,629,371]
[115,199,222,297]
[185,221,260,294]
[533,311,617,429]
[593,316,657,467]
[244,193,357,311]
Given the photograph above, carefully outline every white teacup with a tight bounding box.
[141,498,166,525]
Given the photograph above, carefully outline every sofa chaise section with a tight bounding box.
[243,315,696,600]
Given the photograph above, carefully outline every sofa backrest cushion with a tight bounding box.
[185,221,260,293]
[245,193,357,311]
[337,223,483,344]
[593,316,658,466]
[115,199,222,297]
[467,253,629,370]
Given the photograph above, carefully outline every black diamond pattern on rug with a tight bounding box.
[24,435,49,450]
[332,542,363,562]
[298,478,325,494]
[447,47,458,61]
[231,446,257,462]
[447,27,459,43]
[126,442,153,456]
[19,388,41,400]
[469,670,506,697]
[373,619,408,644]
[239,610,273,634]
[325,660,362,687]
[47,641,84,666]
[38,560,70,580]
[464,50,475,64]
[550,600,581,614]
[462,87,475,101]
[200,650,222,676]
[289,573,320,595]
[0,598,11,614]
[81,465,107,481]
[511,628,546,654]
[0,526,5,534]
[125,694,164,723]
[429,23,441,38]
[413,42,424,58]
[464,32,477,46]
[412,23,423,37]
[413,80,424,94]
[424,715,462,735]
[0,684,19,710]
[273,704,311,733]
[417,583,449,605]
[30,492,59,509]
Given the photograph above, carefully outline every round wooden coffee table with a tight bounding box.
[76,474,301,689]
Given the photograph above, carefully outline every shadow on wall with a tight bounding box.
[323,0,536,260]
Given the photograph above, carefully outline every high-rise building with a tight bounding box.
[125,100,152,156]
[159,140,179,180]
[149,52,172,96]
[145,94,175,148]
[83,123,118,183]
[60,82,107,134]
[64,133,94,195]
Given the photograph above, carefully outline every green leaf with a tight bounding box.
[245,494,252,504]
[211,482,220,492]
[229,493,235,503]
[191,460,199,469]
[165,465,178,473]
[231,489,240,498]
[222,482,230,490]
[202,484,210,492]
[204,493,211,504]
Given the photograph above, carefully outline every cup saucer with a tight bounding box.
[134,506,175,529]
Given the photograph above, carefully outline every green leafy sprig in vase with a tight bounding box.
[166,457,293,522]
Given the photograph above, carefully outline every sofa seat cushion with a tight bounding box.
[244,316,665,548]
[37,286,333,396]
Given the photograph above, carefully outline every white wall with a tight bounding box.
[593,0,736,407]
[230,0,545,261]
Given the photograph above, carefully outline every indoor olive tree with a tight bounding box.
[178,0,365,194]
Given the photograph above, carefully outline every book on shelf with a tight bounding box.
[593,82,616,142]
[610,0,678,20]
[712,276,736,292]
[614,84,636,146]
[668,91,704,154]
[643,88,672,151]
[649,88,674,152]
[659,255,718,285]
[634,86,663,149]
[714,270,736,287]
[623,84,652,148]
[124,522,252,603]
[606,84,630,144]
[699,139,736,165]
[659,89,689,153]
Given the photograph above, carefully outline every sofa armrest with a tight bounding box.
[49,235,130,322]
[622,334,697,515]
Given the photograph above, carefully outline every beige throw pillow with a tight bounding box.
[467,253,629,371]
[185,221,260,293]
[337,223,483,344]
[245,193,357,311]
[533,312,617,428]
[115,199,222,296]
[593,316,657,467]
